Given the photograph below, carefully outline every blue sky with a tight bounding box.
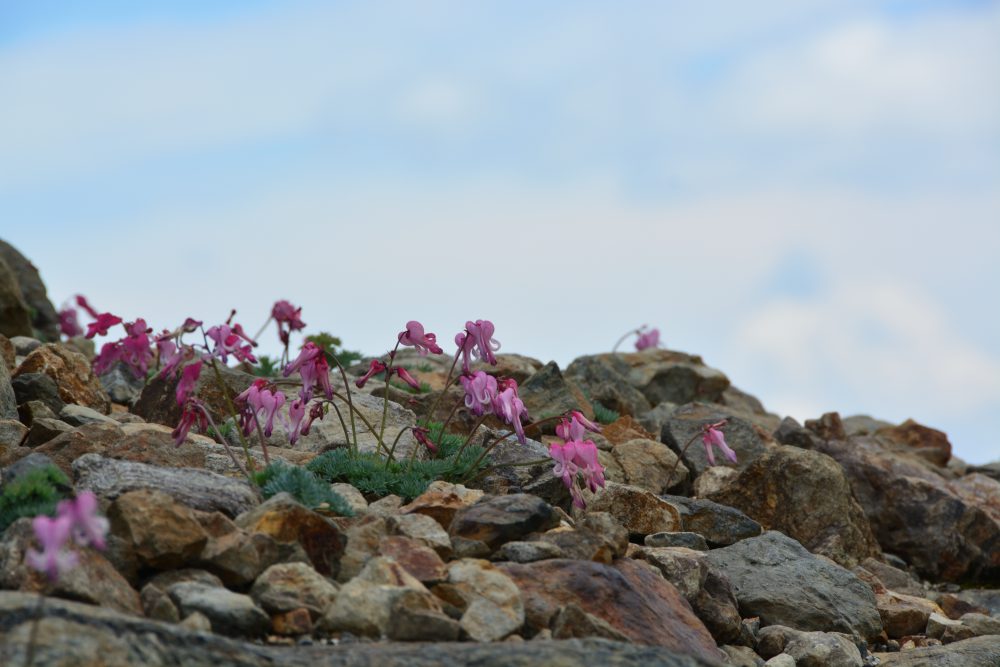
[2,1,998,463]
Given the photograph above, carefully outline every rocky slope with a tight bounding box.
[0,240,998,667]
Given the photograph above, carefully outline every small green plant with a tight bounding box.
[592,401,620,425]
[206,420,236,444]
[306,332,364,368]
[253,355,280,377]
[252,463,354,516]
[0,465,71,532]
[389,377,432,394]
[416,362,433,373]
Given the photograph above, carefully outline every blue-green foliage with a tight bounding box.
[0,465,71,532]
[592,401,620,425]
[252,463,354,517]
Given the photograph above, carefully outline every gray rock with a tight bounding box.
[99,361,146,405]
[637,402,679,438]
[758,625,863,667]
[27,416,73,445]
[660,403,768,477]
[764,655,795,667]
[59,403,118,427]
[518,361,592,429]
[0,452,59,492]
[772,416,817,449]
[9,336,42,356]
[565,354,652,416]
[645,532,709,551]
[0,592,729,666]
[496,540,565,563]
[250,562,339,619]
[449,493,558,551]
[704,531,883,641]
[0,241,60,341]
[959,612,1000,637]
[73,453,260,517]
[0,418,27,449]
[721,645,764,666]
[0,255,33,339]
[662,496,762,546]
[167,581,269,638]
[478,430,570,507]
[10,372,64,414]
[875,635,1000,666]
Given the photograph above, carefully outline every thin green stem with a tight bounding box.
[450,414,487,466]
[205,357,255,471]
[422,348,462,429]
[326,400,351,450]
[665,429,704,485]
[329,356,359,452]
[376,341,402,450]
[196,404,252,483]
[248,408,271,466]
[611,328,640,353]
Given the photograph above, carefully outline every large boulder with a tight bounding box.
[703,531,883,641]
[0,255,32,339]
[660,403,769,477]
[0,241,60,341]
[14,344,110,414]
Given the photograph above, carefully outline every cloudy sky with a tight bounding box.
[2,1,998,463]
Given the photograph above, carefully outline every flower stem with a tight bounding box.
[611,328,640,353]
[197,404,252,484]
[329,356,359,453]
[450,414,487,467]
[205,355,255,472]
[248,409,271,466]
[376,341,402,450]
[422,349,462,431]
[664,430,704,486]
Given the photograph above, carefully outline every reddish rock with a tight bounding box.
[601,416,657,446]
[14,344,110,413]
[378,535,448,584]
[108,489,209,571]
[235,495,346,578]
[271,607,313,635]
[498,558,726,662]
[400,481,484,530]
[877,419,952,467]
[877,591,943,639]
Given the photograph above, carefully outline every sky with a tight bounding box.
[1,0,998,463]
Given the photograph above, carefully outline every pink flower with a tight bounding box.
[120,319,154,378]
[93,341,124,375]
[287,398,308,444]
[459,371,498,417]
[355,359,387,388]
[85,313,122,339]
[635,327,660,351]
[272,300,306,331]
[398,321,443,356]
[284,341,332,400]
[156,335,184,378]
[26,514,78,582]
[75,295,100,319]
[702,420,737,466]
[493,379,528,444]
[206,323,257,364]
[172,401,207,446]
[175,360,203,407]
[412,426,437,454]
[299,401,326,438]
[573,440,606,493]
[180,317,203,333]
[58,307,83,338]
[455,319,500,372]
[395,366,421,390]
[56,491,109,551]
[556,410,601,442]
[548,441,585,508]
[236,379,286,437]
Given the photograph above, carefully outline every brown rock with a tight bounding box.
[378,535,448,584]
[551,603,630,641]
[877,419,952,467]
[0,334,15,370]
[707,445,881,567]
[499,558,725,662]
[0,256,33,339]
[338,515,388,582]
[539,512,628,563]
[449,494,559,551]
[400,481,485,530]
[877,591,943,639]
[108,489,208,571]
[444,558,525,642]
[251,562,338,619]
[609,438,687,493]
[601,416,657,445]
[271,607,313,636]
[14,344,110,413]
[582,481,682,536]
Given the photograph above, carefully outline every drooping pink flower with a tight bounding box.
[92,341,124,375]
[236,378,286,437]
[175,360,203,407]
[26,514,78,582]
[272,300,306,330]
[459,371,498,417]
[206,323,258,364]
[156,334,183,378]
[180,317,203,333]
[412,426,437,454]
[493,379,528,444]
[58,307,83,338]
[299,401,326,438]
[56,491,109,551]
[455,319,500,372]
[284,341,331,400]
[398,321,443,356]
[572,440,606,493]
[702,420,737,466]
[75,295,100,319]
[85,313,122,339]
[395,366,421,390]
[120,319,154,378]
[548,441,585,508]
[635,327,661,351]
[172,401,207,446]
[287,397,308,445]
[556,410,601,442]
[355,359,387,388]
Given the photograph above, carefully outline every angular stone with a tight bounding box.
[496,540,565,563]
[98,361,146,406]
[14,344,110,413]
[875,635,1000,665]
[167,581,269,638]
[400,480,485,530]
[251,562,338,619]
[660,403,767,477]
[378,535,448,584]
[518,361,593,431]
[11,372,64,414]
[196,512,276,587]
[877,419,952,467]
[329,483,368,514]
[758,626,863,667]
[337,515,388,582]
[449,493,558,551]
[645,532,709,551]
[271,607,313,636]
[706,445,881,567]
[551,603,630,641]
[58,403,117,427]
[0,355,17,421]
[663,496,762,546]
[0,419,27,449]
[959,612,1000,637]
[876,591,942,639]
[582,481,681,536]
[28,417,72,446]
[388,511,453,559]
[608,438,687,493]
[108,489,209,571]
[445,558,525,642]
[542,512,628,563]
[564,354,653,417]
[0,241,60,341]
[704,531,883,641]
[0,255,32,339]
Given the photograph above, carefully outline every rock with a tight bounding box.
[551,603,630,641]
[764,655,795,667]
[857,556,925,597]
[0,255,33,338]
[378,535,448,583]
[388,511,454,559]
[704,531,883,641]
[168,581,270,638]
[0,356,17,421]
[250,562,338,619]
[499,558,726,662]
[0,241,60,341]
[876,419,952,467]
[449,493,559,551]
[0,334,13,370]
[564,354,653,417]
[496,540,565,563]
[661,496,762,546]
[180,611,213,632]
[400,480,485,530]
[645,532,709,551]
[74,453,259,517]
[934,592,989,620]
[10,371,64,414]
[472,353,544,384]
[28,417,73,445]
[108,489,209,571]
[660,404,767,477]
[99,361,146,405]
[637,402,678,439]
[706,445,880,567]
[691,465,740,497]
[582,481,682,536]
[337,515,388,582]
[14,344,110,414]
[234,493,345,577]
[959,612,1000,637]
[0,518,142,615]
[477,432,570,507]
[59,403,117,427]
[875,635,1000,666]
[271,607,313,635]
[367,494,403,517]
[540,512,629,563]
[0,592,729,666]
[773,416,818,449]
[141,583,181,622]
[518,361,593,430]
[722,645,764,666]
[814,432,1000,582]
[444,558,525,641]
[0,418,27,449]
[758,626,864,667]
[607,438,687,493]
[634,546,707,600]
[876,591,942,638]
[0,451,60,492]
[196,512,279,586]
[133,361,254,429]
[329,483,367,514]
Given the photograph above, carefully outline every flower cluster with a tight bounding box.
[548,411,606,508]
[455,320,500,372]
[355,359,421,391]
[634,326,661,351]
[271,299,306,346]
[26,491,109,583]
[701,419,737,465]
[458,371,529,444]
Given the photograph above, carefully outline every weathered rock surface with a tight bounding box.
[606,438,687,493]
[0,241,60,341]
[565,354,653,416]
[443,558,525,642]
[582,481,682,535]
[108,489,209,571]
[757,626,863,667]
[662,496,762,546]
[0,355,17,420]
[704,531,883,641]
[518,361,593,429]
[14,344,110,413]
[250,562,338,619]
[400,480,484,530]
[706,445,880,567]
[660,403,768,477]
[875,635,1000,666]
[168,581,270,637]
[449,493,558,550]
[0,254,33,339]
[540,511,629,563]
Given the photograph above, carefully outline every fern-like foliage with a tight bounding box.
[253,463,354,517]
[592,401,620,425]
[253,355,280,377]
[0,465,71,532]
